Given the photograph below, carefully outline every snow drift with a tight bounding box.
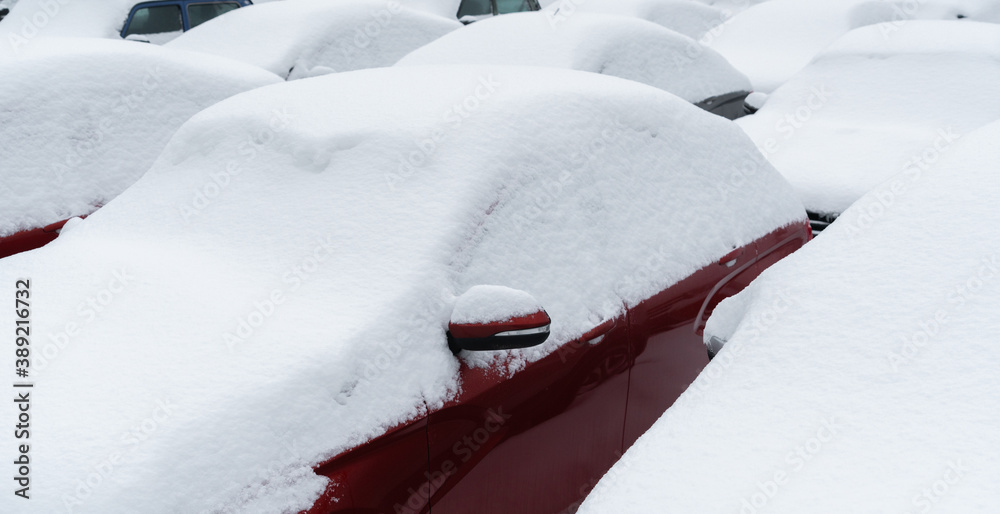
[397,11,750,104]
[580,118,1000,514]
[167,0,462,79]
[737,20,1000,215]
[0,37,281,238]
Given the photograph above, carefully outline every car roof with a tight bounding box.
[737,20,1000,215]
[396,11,750,103]
[0,37,281,237]
[166,0,462,79]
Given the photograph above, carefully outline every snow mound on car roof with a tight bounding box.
[737,20,1000,215]
[708,0,1000,92]
[397,12,750,103]
[0,37,280,238]
[580,119,1000,514]
[0,65,803,513]
[167,0,461,79]
[541,0,732,40]
[0,0,141,40]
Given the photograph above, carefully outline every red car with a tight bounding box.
[305,224,808,514]
[6,65,809,514]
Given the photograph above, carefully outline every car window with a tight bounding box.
[495,0,534,14]
[187,2,240,29]
[123,4,183,36]
[457,0,492,18]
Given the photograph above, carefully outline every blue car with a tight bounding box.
[121,0,251,39]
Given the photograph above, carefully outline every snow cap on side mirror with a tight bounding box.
[448,285,550,353]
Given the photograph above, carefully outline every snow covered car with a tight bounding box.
[0,38,280,260]
[0,0,249,44]
[542,0,732,40]
[456,0,540,24]
[166,0,461,79]
[706,0,1000,92]
[120,0,253,42]
[397,12,753,119]
[0,6,8,22]
[738,20,1000,233]
[0,65,808,514]
[578,116,1000,514]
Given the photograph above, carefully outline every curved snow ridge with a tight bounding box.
[0,37,281,237]
[167,0,462,79]
[397,11,750,103]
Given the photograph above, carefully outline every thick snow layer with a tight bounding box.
[0,0,143,41]
[708,0,1000,92]
[0,65,803,513]
[542,0,732,40]
[397,12,750,103]
[579,118,1000,514]
[0,37,280,238]
[167,0,461,79]
[737,20,1000,215]
[450,285,543,324]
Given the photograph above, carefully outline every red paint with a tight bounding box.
[449,310,551,339]
[307,222,810,513]
[0,217,79,260]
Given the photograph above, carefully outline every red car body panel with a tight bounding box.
[306,221,810,514]
[0,218,77,260]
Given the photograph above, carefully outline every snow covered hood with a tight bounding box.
[579,119,1000,513]
[167,0,461,79]
[708,0,1000,92]
[0,37,281,237]
[737,20,1000,215]
[0,65,803,513]
[397,11,750,103]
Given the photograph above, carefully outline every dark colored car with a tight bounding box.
[121,0,252,39]
[457,0,539,23]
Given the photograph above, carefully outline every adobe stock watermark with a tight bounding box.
[62,399,177,512]
[887,254,999,372]
[393,407,511,514]
[179,108,294,222]
[335,1,402,65]
[51,67,165,184]
[5,0,73,51]
[843,127,961,238]
[679,288,797,407]
[385,75,501,191]
[879,0,934,39]
[903,460,968,514]
[755,84,832,157]
[223,236,335,351]
[739,418,841,514]
[34,268,135,374]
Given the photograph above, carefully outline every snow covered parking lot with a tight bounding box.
[2,1,1000,512]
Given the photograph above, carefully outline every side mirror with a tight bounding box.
[448,286,551,353]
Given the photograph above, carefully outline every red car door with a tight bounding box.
[426,316,631,514]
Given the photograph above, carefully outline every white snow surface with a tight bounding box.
[0,37,280,238]
[542,0,733,40]
[167,0,461,79]
[737,20,1000,215]
[0,0,148,42]
[708,0,1000,93]
[397,12,751,103]
[580,119,1000,514]
[0,65,803,513]
[450,285,543,324]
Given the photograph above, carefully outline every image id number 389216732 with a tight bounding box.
[14,279,32,500]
